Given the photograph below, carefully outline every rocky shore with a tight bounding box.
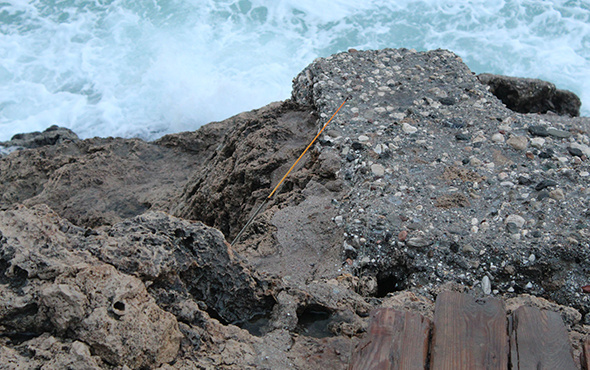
[1,48,590,369]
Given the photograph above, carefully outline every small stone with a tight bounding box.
[406,237,431,248]
[528,125,549,137]
[549,188,565,201]
[455,133,470,141]
[505,214,525,229]
[535,179,558,191]
[530,137,545,149]
[391,112,406,120]
[506,222,520,234]
[547,128,571,138]
[351,142,364,150]
[371,164,385,177]
[518,175,532,185]
[358,135,370,142]
[402,123,418,134]
[440,97,455,105]
[507,136,528,151]
[538,149,554,158]
[491,133,505,143]
[398,230,408,242]
[470,157,483,166]
[481,276,492,295]
[462,245,476,254]
[528,254,536,263]
[334,215,344,227]
[568,147,584,157]
[525,282,533,289]
[569,143,590,157]
[374,144,384,155]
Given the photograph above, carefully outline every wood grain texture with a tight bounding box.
[349,308,431,370]
[510,306,576,370]
[430,290,508,370]
[582,337,590,370]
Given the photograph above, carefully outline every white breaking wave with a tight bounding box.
[0,0,589,141]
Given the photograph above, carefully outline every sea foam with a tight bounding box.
[0,0,588,141]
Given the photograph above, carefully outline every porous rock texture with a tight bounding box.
[1,48,590,368]
[478,73,582,117]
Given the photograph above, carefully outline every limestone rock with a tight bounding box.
[0,205,182,368]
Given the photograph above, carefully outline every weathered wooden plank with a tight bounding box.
[510,306,576,370]
[349,308,431,370]
[430,290,508,370]
[582,337,590,370]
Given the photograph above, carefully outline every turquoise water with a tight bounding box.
[1,0,589,141]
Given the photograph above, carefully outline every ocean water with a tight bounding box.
[0,0,589,142]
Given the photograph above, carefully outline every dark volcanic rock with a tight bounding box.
[478,73,582,116]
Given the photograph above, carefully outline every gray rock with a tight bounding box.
[528,125,549,137]
[547,128,571,138]
[371,163,385,176]
[568,147,584,157]
[535,179,558,191]
[406,236,432,248]
[481,276,492,295]
[507,136,528,150]
[505,214,526,229]
[1,125,79,149]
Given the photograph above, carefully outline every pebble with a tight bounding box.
[371,163,385,176]
[462,244,476,254]
[398,230,408,242]
[568,147,584,157]
[406,237,431,248]
[528,254,536,263]
[402,123,418,134]
[528,125,549,137]
[334,215,344,227]
[470,157,483,166]
[358,135,370,142]
[549,188,565,201]
[507,136,528,151]
[481,276,492,295]
[391,112,406,120]
[455,133,470,141]
[525,282,533,289]
[530,137,545,149]
[538,149,554,158]
[570,143,590,157]
[491,133,504,143]
[505,214,525,229]
[547,128,571,138]
[535,179,558,191]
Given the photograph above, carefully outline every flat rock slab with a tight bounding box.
[430,290,508,369]
[510,306,576,370]
[349,308,430,370]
